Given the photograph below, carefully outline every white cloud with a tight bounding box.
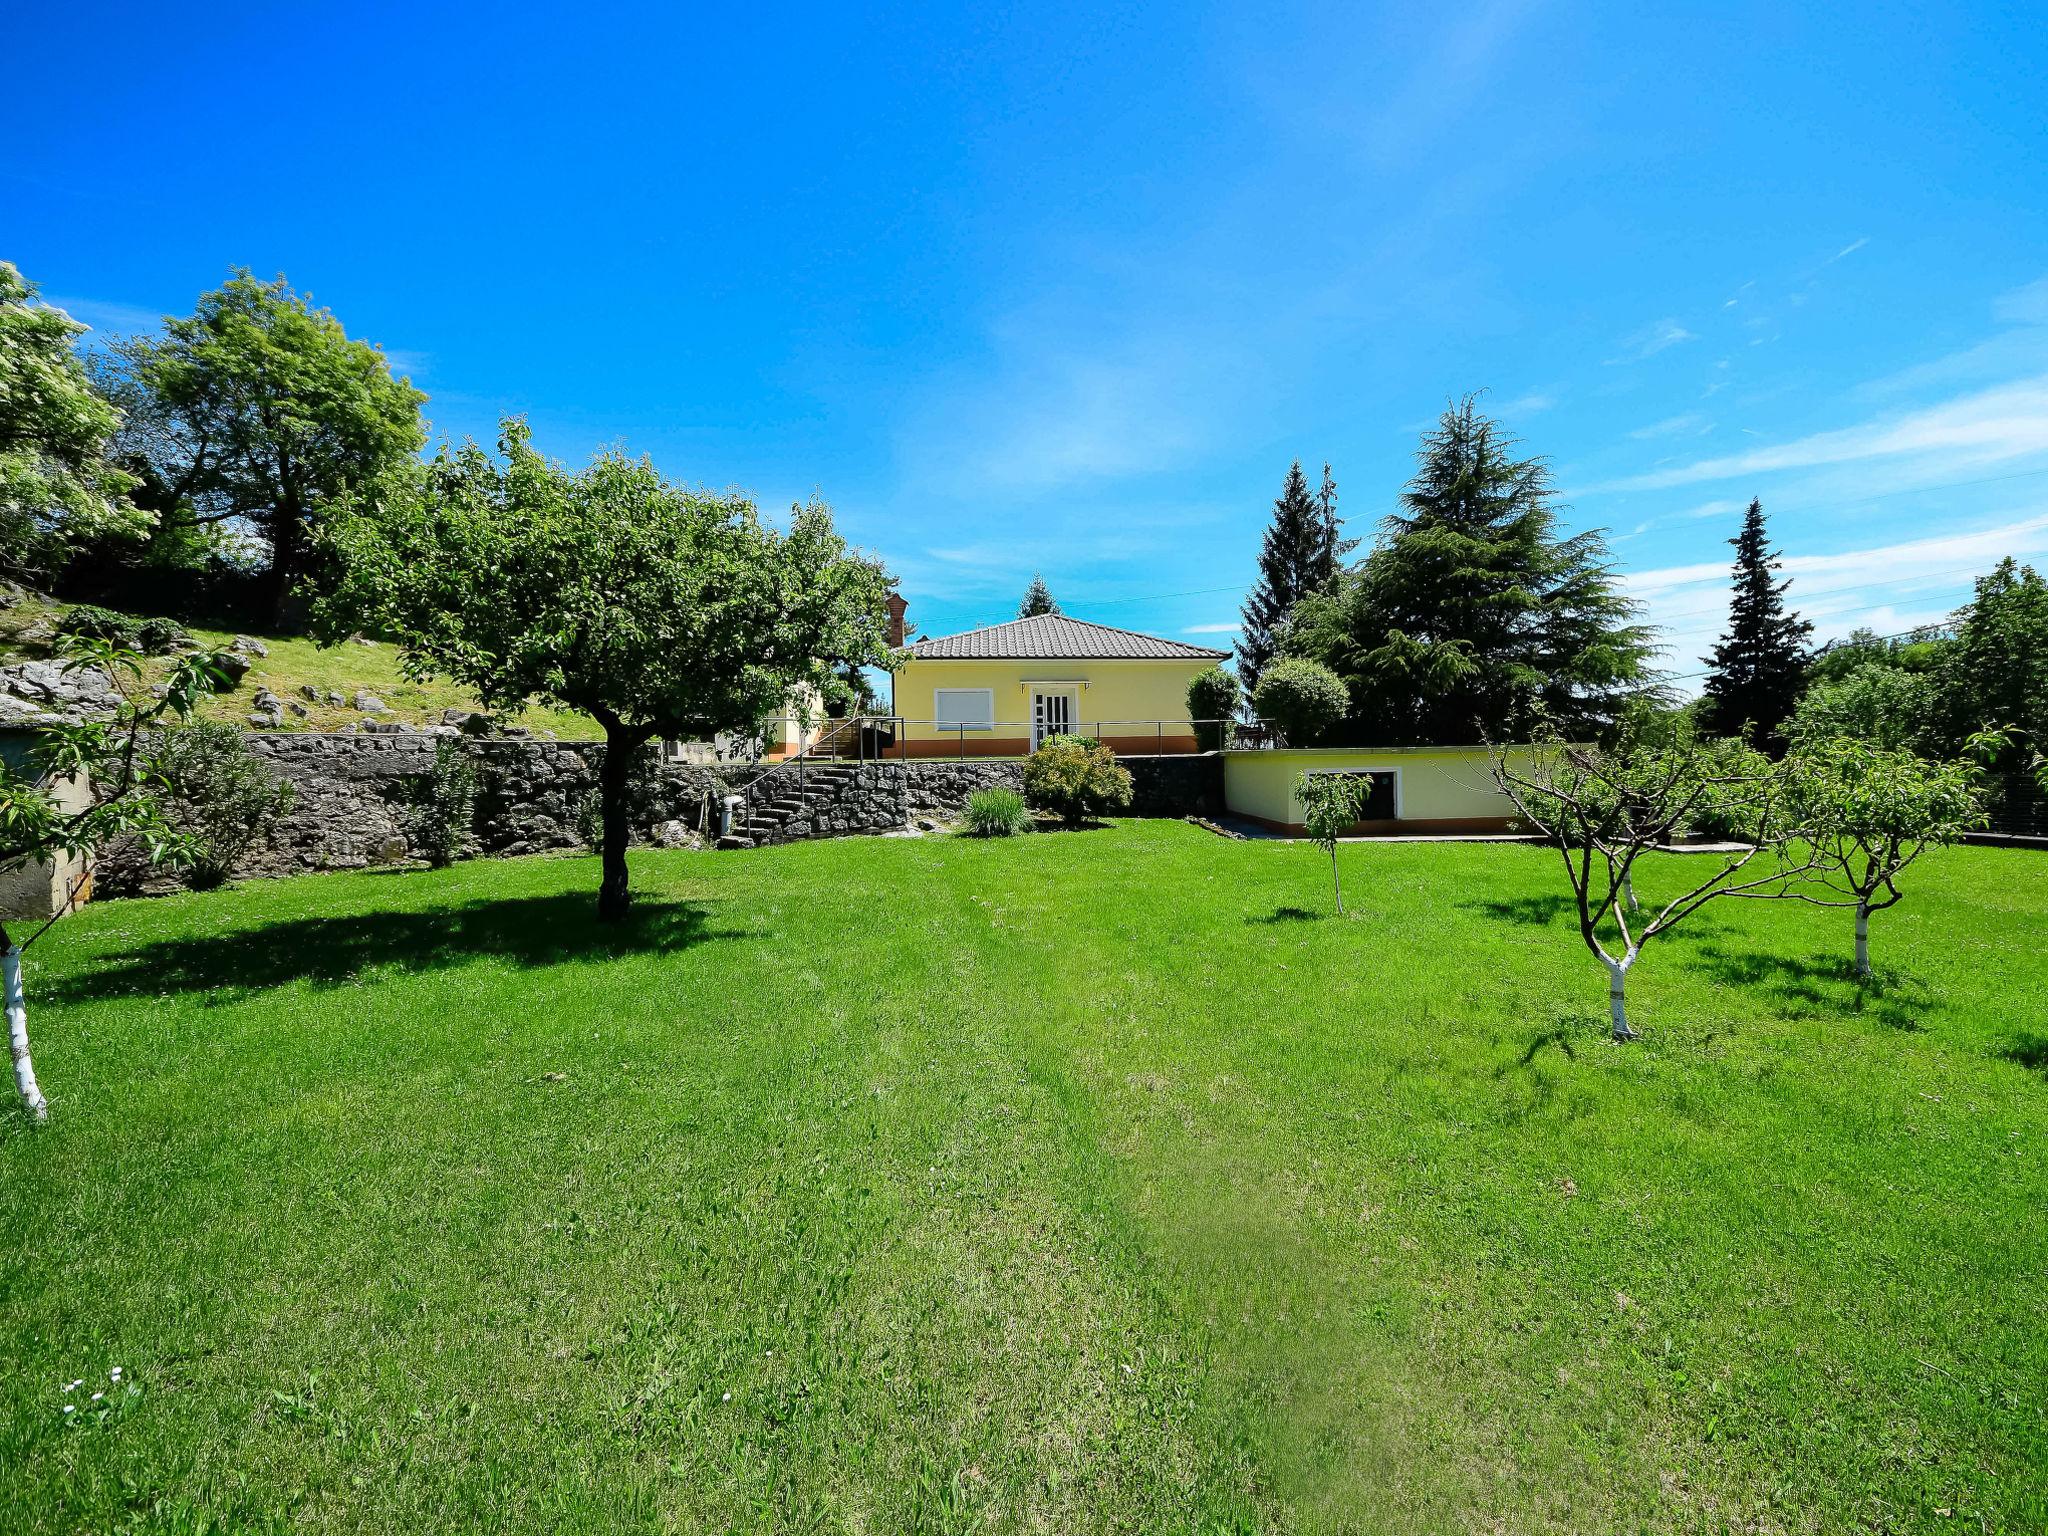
[1678,496,1748,521]
[1993,274,2048,327]
[1596,375,2048,492]
[1827,236,1869,264]
[1628,411,1713,441]
[1183,622,1240,634]
[1500,389,1559,415]
[1605,318,1696,365]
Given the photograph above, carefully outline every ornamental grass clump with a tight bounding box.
[963,786,1032,837]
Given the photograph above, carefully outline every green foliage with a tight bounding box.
[1022,734,1133,826]
[56,604,142,646]
[1936,557,2048,764]
[413,739,478,869]
[0,262,146,577]
[1295,769,1369,911]
[1781,737,1989,949]
[1698,499,1813,750]
[92,271,427,623]
[0,637,228,932]
[1283,399,1655,745]
[963,785,1032,836]
[1250,656,1348,746]
[314,422,896,917]
[1185,665,1240,751]
[155,721,295,890]
[1786,661,1939,754]
[1237,460,1351,690]
[1017,573,1061,618]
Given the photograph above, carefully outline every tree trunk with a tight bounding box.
[1331,847,1344,915]
[1621,872,1638,911]
[1854,903,1871,979]
[1602,952,1639,1042]
[6,943,47,1121]
[596,734,634,922]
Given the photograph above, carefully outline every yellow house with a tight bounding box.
[889,614,1228,757]
[1221,745,1529,835]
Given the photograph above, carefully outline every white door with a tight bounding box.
[1032,691,1075,748]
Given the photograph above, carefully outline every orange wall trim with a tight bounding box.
[1232,812,1520,837]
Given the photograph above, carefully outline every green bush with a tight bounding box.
[1022,734,1133,827]
[963,786,1032,836]
[414,739,478,868]
[1186,665,1240,752]
[135,615,190,654]
[57,603,141,647]
[155,721,295,889]
[1252,656,1349,746]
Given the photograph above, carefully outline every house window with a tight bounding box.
[933,688,995,731]
[1306,769,1397,821]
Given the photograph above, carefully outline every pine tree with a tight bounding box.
[1017,573,1060,618]
[1238,460,1347,690]
[1699,499,1812,749]
[1282,398,1656,745]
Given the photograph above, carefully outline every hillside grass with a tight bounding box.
[3,825,2044,1533]
[0,593,597,737]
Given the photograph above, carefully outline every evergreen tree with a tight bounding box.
[1699,498,1812,749]
[1237,460,1347,690]
[1017,572,1061,618]
[1284,398,1655,745]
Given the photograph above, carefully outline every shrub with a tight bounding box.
[135,615,190,655]
[1022,734,1133,826]
[1252,656,1348,745]
[963,786,1032,836]
[1186,665,1241,752]
[57,603,141,647]
[413,739,478,867]
[155,721,295,889]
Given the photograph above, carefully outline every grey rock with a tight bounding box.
[215,652,253,683]
[230,634,269,657]
[351,691,388,713]
[287,701,309,718]
[297,684,321,702]
[0,658,125,725]
[248,711,283,729]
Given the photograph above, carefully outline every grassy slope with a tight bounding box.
[0,594,596,737]
[2,826,2044,1534]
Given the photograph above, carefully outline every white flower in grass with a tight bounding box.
[64,1379,83,1393]
[91,1392,103,1402]
[721,1391,732,1402]
[62,1404,75,1414]
[109,1367,122,1382]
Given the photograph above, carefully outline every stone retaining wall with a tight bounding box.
[95,739,1227,896]
[97,734,745,896]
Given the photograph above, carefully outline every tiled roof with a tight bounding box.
[908,614,1230,661]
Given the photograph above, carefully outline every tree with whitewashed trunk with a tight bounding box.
[1491,720,1798,1041]
[1779,735,1991,979]
[0,640,226,1119]
[1296,770,1368,914]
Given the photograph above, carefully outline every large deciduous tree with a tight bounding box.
[0,262,147,578]
[314,421,895,920]
[1237,460,1350,691]
[1937,558,2048,760]
[92,271,426,626]
[1698,499,1812,750]
[1285,399,1654,746]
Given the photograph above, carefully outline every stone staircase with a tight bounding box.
[717,762,901,849]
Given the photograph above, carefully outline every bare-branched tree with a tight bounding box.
[1491,721,1806,1040]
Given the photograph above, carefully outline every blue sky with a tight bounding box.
[11,1,2048,685]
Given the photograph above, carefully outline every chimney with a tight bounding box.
[885,591,908,647]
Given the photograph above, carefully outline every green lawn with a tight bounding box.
[3,825,2044,1534]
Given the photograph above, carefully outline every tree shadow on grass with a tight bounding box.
[55,893,744,1004]
[1249,905,1325,924]
[1998,1034,2048,1078]
[1462,894,1578,926]
[1682,942,1929,1031]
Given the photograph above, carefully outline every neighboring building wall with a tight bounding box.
[891,658,1208,756]
[0,736,92,922]
[1222,746,1524,835]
